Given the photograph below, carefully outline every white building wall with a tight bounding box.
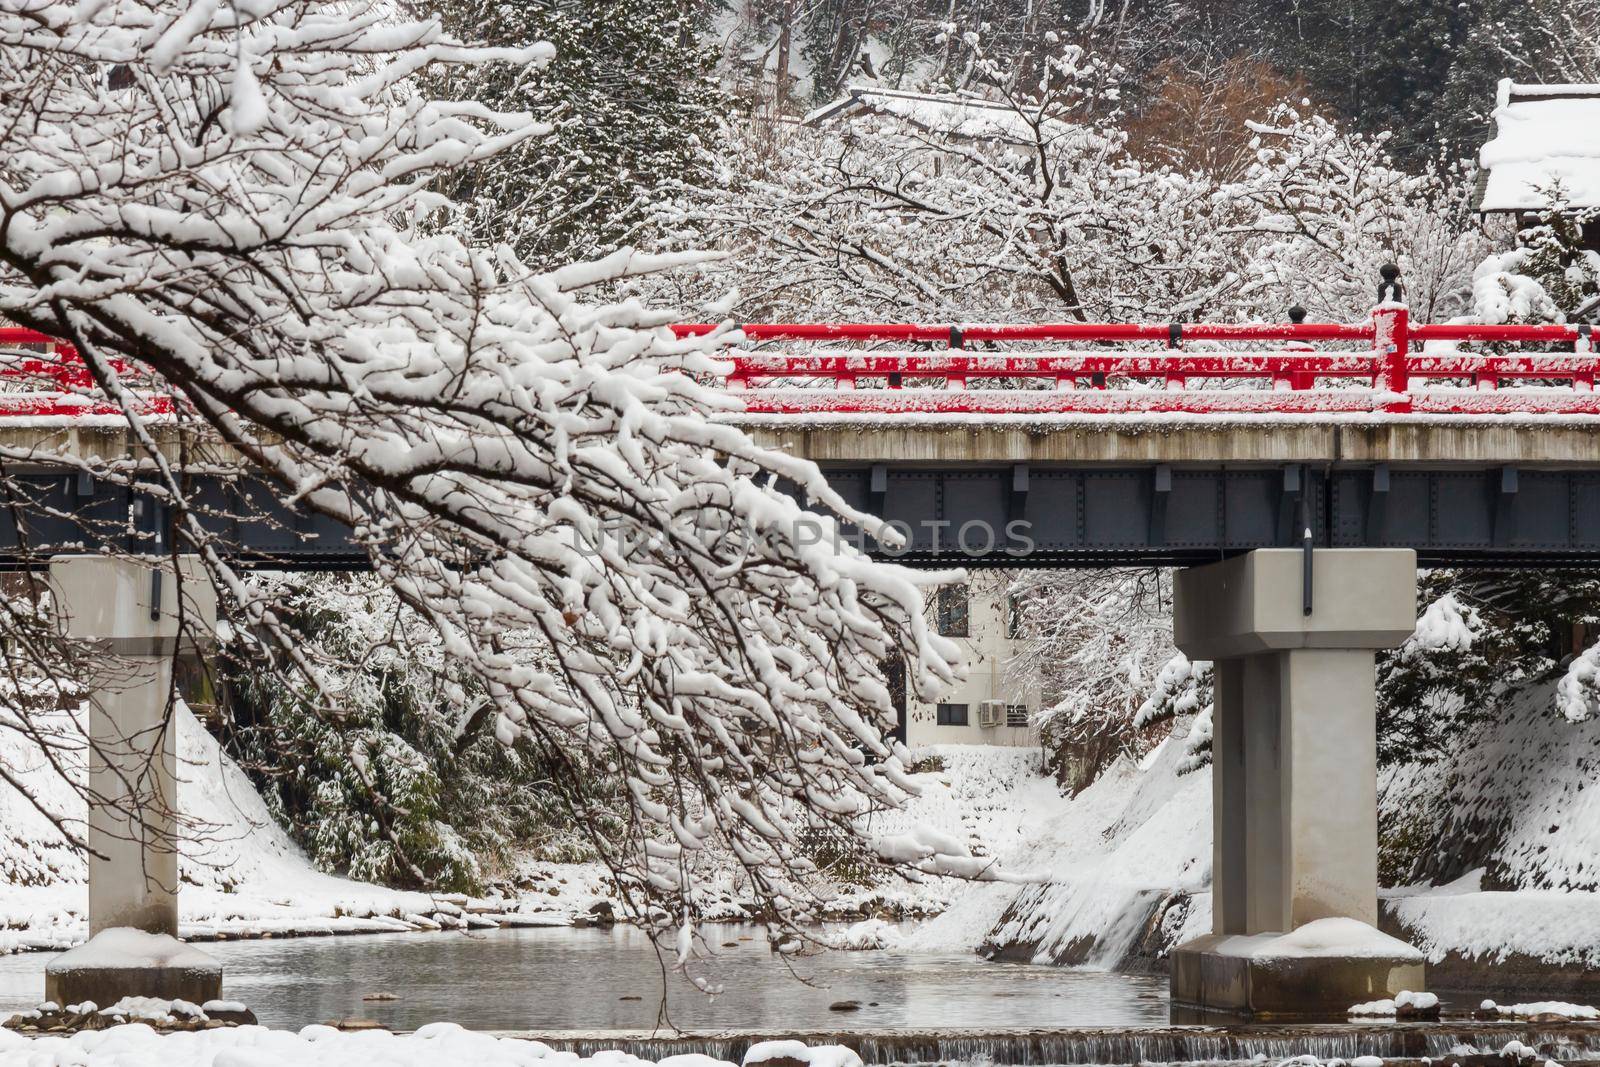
[906,579,1039,748]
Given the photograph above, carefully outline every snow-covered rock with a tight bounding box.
[744,1041,862,1067]
[1488,1000,1600,1020]
[833,919,900,950]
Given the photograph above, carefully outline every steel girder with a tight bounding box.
[2,465,1599,570]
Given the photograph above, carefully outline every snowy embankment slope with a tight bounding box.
[0,706,587,954]
[895,737,1213,967]
[906,689,1600,983]
[1380,681,1600,984]
[834,745,1052,921]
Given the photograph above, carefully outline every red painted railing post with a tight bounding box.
[1372,304,1410,411]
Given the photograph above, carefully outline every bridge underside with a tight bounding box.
[750,418,1600,567]
[803,462,1600,567]
[0,473,364,569]
[1,465,1598,569]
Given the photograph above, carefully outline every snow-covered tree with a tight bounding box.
[664,62,1484,324]
[1006,568,1178,790]
[1133,652,1212,774]
[1469,192,1600,324]
[0,0,978,931]
[663,63,1247,321]
[1379,571,1600,762]
[422,0,723,263]
[1232,108,1489,322]
[1516,0,1600,82]
[226,575,608,891]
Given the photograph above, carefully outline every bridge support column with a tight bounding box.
[44,556,223,1008]
[1168,549,1424,1021]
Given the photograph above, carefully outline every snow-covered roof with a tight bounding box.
[1477,79,1600,213]
[803,85,1076,145]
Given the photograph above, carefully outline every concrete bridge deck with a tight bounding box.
[732,415,1600,567]
[737,414,1600,466]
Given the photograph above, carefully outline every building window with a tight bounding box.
[936,702,969,726]
[1005,594,1024,640]
[1006,703,1030,727]
[936,584,969,637]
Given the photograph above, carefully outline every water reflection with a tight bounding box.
[0,924,1168,1032]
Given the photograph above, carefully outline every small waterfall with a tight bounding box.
[525,1024,1600,1065]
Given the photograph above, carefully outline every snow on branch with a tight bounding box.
[1558,641,1600,724]
[1399,594,1484,660]
[0,0,968,927]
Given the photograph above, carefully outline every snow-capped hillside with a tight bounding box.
[1382,681,1600,893]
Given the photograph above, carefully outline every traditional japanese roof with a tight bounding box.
[1477,79,1600,213]
[803,85,1076,145]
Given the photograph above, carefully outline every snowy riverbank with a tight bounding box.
[903,704,1600,992]
[0,704,611,955]
[0,711,967,957]
[9,694,1600,992]
[0,1026,862,1067]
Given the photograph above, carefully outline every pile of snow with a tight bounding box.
[1480,999,1600,1020]
[96,997,208,1023]
[1210,918,1423,962]
[832,918,900,950]
[51,928,219,971]
[1400,595,1481,659]
[1349,990,1439,1016]
[745,1041,862,1067]
[1498,1040,1541,1062]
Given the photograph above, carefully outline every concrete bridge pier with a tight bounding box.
[1169,548,1425,1020]
[44,556,223,1008]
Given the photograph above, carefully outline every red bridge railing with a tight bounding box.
[675,306,1600,416]
[0,327,175,417]
[0,311,1595,420]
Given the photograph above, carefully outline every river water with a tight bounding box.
[0,924,1168,1032]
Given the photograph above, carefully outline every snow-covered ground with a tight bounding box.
[901,735,1212,965]
[1380,681,1600,974]
[0,1025,858,1067]
[0,706,601,955]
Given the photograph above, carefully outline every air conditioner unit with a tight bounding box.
[978,700,1005,728]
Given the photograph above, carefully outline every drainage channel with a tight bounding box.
[500,1023,1600,1065]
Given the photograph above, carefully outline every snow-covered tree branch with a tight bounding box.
[0,0,971,930]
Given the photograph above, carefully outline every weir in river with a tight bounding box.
[524,1024,1600,1065]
